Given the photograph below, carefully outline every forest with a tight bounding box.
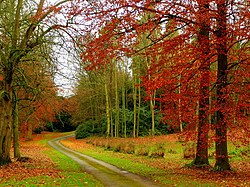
[0,0,249,184]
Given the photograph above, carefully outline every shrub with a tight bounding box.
[148,143,165,158]
[45,122,54,132]
[33,127,43,134]
[135,145,149,156]
[123,143,135,154]
[183,142,196,159]
[75,120,95,139]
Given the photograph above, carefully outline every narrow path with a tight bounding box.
[48,135,165,187]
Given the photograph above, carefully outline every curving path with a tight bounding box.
[48,135,165,187]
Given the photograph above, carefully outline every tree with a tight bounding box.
[78,0,249,171]
[0,0,70,165]
[192,0,211,167]
[212,0,249,171]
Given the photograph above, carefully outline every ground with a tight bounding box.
[0,132,249,187]
[61,135,250,187]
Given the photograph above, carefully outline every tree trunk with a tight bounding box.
[13,91,21,159]
[133,79,137,138]
[150,92,155,135]
[178,75,183,132]
[213,0,230,171]
[0,86,13,165]
[27,120,33,141]
[193,1,210,166]
[122,61,127,138]
[105,83,111,137]
[137,77,141,137]
[114,62,119,137]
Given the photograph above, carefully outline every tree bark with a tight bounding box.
[114,61,119,137]
[13,91,21,159]
[137,77,141,137]
[105,82,111,137]
[122,60,127,138]
[213,0,230,171]
[193,1,210,166]
[133,77,137,138]
[178,75,183,132]
[150,92,155,135]
[0,83,13,165]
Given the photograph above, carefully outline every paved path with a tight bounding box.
[48,135,165,187]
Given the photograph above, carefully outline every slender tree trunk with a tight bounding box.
[233,92,239,126]
[105,83,111,137]
[150,92,155,135]
[133,74,137,138]
[214,1,230,171]
[26,120,33,141]
[109,98,113,137]
[13,91,21,159]
[122,61,127,138]
[114,62,119,137]
[193,1,210,166]
[178,75,183,132]
[137,78,141,137]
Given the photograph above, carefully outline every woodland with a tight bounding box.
[0,0,249,179]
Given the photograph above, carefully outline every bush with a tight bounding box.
[45,122,54,132]
[134,145,149,156]
[75,120,97,139]
[148,143,165,158]
[33,127,43,134]
[183,142,196,159]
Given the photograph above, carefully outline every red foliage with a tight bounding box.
[73,0,249,145]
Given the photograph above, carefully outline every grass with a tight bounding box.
[61,134,250,187]
[2,132,247,186]
[62,138,218,187]
[0,132,103,187]
[80,149,216,186]
[44,149,104,187]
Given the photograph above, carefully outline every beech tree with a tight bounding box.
[193,0,211,167]
[78,0,249,171]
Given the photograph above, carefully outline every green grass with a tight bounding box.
[77,136,249,186]
[78,147,217,187]
[0,174,99,187]
[44,149,104,187]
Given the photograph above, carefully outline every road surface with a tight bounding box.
[48,135,165,187]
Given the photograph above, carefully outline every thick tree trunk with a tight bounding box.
[214,59,230,170]
[214,1,230,171]
[0,88,13,165]
[193,1,210,166]
[194,68,210,166]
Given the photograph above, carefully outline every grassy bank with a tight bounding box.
[61,135,250,187]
